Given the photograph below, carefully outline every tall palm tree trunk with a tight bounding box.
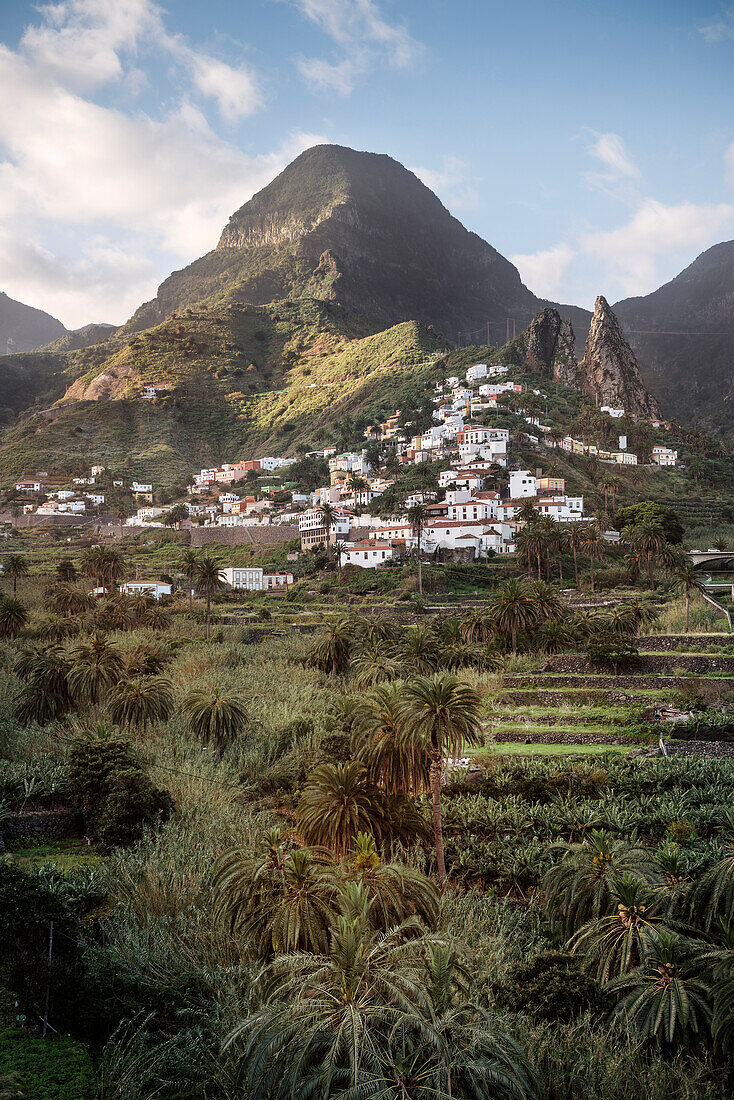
[647,552,655,589]
[430,752,446,887]
[511,626,518,656]
[417,522,423,596]
[188,584,193,614]
[685,592,690,633]
[206,591,211,640]
[572,547,579,588]
[589,555,595,593]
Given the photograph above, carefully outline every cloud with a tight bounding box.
[0,31,324,326]
[588,132,640,179]
[699,8,734,41]
[583,130,641,200]
[18,0,261,118]
[510,245,575,299]
[411,157,480,213]
[0,229,159,327]
[581,198,734,296]
[292,0,424,94]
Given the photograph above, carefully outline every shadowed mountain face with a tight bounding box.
[0,291,66,353]
[613,242,734,440]
[124,143,589,342]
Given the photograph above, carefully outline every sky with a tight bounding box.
[0,0,733,328]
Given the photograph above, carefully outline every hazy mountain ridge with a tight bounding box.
[0,291,66,354]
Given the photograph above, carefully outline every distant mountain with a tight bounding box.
[124,143,589,343]
[0,291,66,353]
[613,242,734,440]
[39,322,118,353]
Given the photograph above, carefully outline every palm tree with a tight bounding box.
[609,932,711,1046]
[67,634,125,712]
[223,903,430,1097]
[624,519,667,590]
[671,557,706,633]
[296,760,386,856]
[194,554,225,639]
[486,578,539,656]
[45,582,95,618]
[56,558,77,583]
[81,545,125,594]
[543,830,655,936]
[308,617,354,677]
[351,643,405,688]
[527,579,564,624]
[353,682,429,796]
[182,686,248,757]
[581,522,605,593]
[318,501,338,548]
[515,524,544,579]
[213,831,339,957]
[568,523,584,589]
[107,676,174,735]
[407,502,429,596]
[332,539,349,574]
[180,548,200,613]
[13,642,73,725]
[569,874,667,982]
[3,553,29,596]
[515,498,538,526]
[389,940,537,1100]
[346,831,439,930]
[401,623,440,674]
[399,673,483,886]
[0,595,27,638]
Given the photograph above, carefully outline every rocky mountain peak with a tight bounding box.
[501,307,578,385]
[582,295,660,418]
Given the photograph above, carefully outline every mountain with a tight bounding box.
[0,291,66,353]
[582,296,660,418]
[0,299,444,485]
[613,242,734,440]
[498,307,579,386]
[124,143,589,343]
[38,322,118,353]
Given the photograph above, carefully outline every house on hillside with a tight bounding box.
[120,581,172,600]
[651,446,677,467]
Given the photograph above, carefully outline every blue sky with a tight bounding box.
[0,0,733,327]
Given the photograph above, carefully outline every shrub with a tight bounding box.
[0,1028,96,1100]
[67,738,173,848]
[586,632,639,674]
[498,951,603,1023]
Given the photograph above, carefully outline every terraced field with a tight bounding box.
[481,634,734,756]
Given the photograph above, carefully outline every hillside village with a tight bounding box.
[2,352,689,592]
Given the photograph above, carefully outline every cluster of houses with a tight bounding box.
[298,467,587,569]
[5,360,679,574]
[13,466,154,516]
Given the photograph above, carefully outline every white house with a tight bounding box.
[221,567,293,590]
[466,363,488,383]
[651,446,677,467]
[343,541,398,568]
[601,405,625,418]
[509,471,537,499]
[136,506,166,523]
[120,581,172,600]
[132,481,153,493]
[535,496,585,522]
[90,465,106,476]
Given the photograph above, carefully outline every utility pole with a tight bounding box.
[42,921,53,1037]
[487,321,491,346]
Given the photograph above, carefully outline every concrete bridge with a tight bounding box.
[688,551,734,572]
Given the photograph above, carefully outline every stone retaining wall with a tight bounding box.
[1,808,83,845]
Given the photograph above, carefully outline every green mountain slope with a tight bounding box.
[0,291,66,353]
[0,299,443,486]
